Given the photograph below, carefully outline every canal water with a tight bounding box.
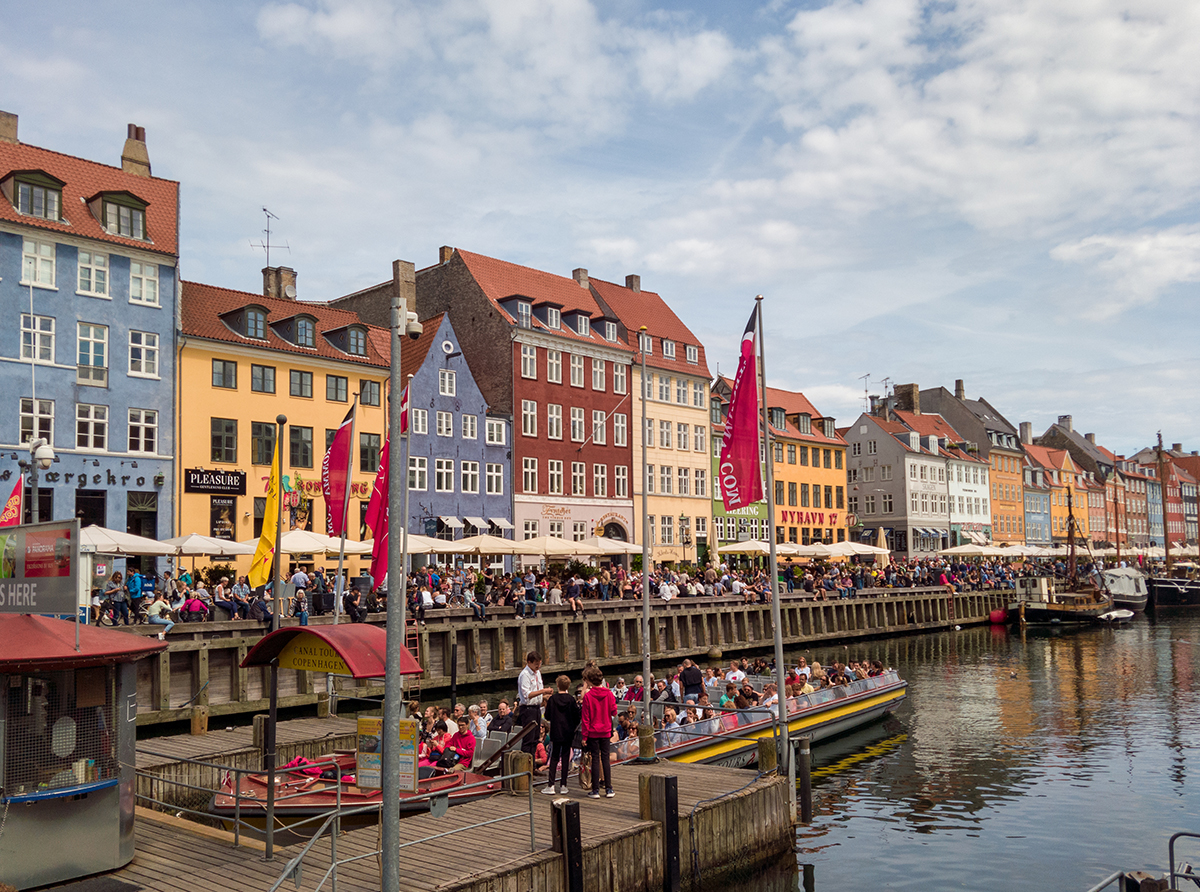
[779,612,1200,891]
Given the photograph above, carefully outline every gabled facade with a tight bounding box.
[1023,445,1088,544]
[0,113,179,561]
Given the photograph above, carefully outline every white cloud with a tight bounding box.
[629,28,737,102]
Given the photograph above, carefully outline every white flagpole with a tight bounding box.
[332,395,359,626]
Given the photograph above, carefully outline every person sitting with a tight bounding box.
[419,720,451,768]
[180,593,209,622]
[491,699,515,734]
[464,585,486,621]
[248,591,274,624]
[441,723,477,771]
[515,585,539,618]
[146,592,175,639]
[343,589,368,623]
[657,707,682,747]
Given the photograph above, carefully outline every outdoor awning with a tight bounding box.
[463,516,488,530]
[439,516,465,528]
[241,624,422,678]
[0,615,166,672]
[490,518,514,530]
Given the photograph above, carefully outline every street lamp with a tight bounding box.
[18,438,55,524]
[678,513,692,565]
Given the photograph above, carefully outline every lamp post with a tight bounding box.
[19,438,55,524]
[678,512,692,566]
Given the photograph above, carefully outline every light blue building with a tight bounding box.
[0,115,178,570]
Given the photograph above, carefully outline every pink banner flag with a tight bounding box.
[718,308,763,511]
[0,474,23,527]
[400,385,409,434]
[364,437,390,581]
[321,405,356,536]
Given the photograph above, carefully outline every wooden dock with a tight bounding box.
[96,759,789,892]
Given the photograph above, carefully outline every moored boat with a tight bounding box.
[1007,576,1112,624]
[1103,567,1148,611]
[1147,574,1200,607]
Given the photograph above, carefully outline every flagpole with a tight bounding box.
[333,395,359,627]
[755,295,794,819]
[273,414,286,634]
[400,373,413,655]
[639,328,652,741]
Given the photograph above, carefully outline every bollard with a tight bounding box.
[190,705,209,736]
[316,690,330,719]
[640,774,680,892]
[450,641,458,711]
[757,736,777,774]
[637,720,656,762]
[551,799,583,892]
[798,736,812,825]
[252,714,268,753]
[504,751,532,794]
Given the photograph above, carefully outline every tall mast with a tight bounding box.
[1157,432,1173,574]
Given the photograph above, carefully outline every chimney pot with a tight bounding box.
[1057,414,1073,432]
[1019,422,1033,445]
[0,110,18,144]
[954,379,965,400]
[625,274,641,292]
[127,123,138,139]
[1085,433,1096,445]
[439,246,454,265]
[121,123,151,177]
[136,125,146,141]
[572,268,589,289]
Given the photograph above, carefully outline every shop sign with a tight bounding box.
[277,634,351,674]
[185,469,247,496]
[210,496,236,540]
[0,519,80,615]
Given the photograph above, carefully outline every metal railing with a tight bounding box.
[1081,830,1200,891]
[268,770,537,892]
[1170,831,1200,890]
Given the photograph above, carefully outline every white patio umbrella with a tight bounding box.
[439,534,525,555]
[360,532,451,554]
[516,536,604,557]
[717,539,772,556]
[238,529,371,555]
[79,525,176,556]
[777,541,831,557]
[162,533,255,557]
[825,541,891,557]
[580,536,642,555]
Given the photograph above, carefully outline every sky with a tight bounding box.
[5,0,1199,456]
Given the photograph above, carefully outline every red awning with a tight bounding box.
[0,615,167,673]
[240,623,422,678]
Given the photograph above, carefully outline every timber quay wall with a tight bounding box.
[131,586,1008,726]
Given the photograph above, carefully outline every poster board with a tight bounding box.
[356,716,419,792]
[0,519,81,615]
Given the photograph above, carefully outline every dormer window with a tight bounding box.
[604,321,617,342]
[769,407,785,429]
[100,193,148,240]
[662,339,675,358]
[546,307,560,329]
[348,327,367,356]
[516,301,531,329]
[246,308,267,339]
[638,331,652,354]
[797,413,811,435]
[576,316,590,337]
[685,344,698,364]
[14,174,63,221]
[296,317,315,348]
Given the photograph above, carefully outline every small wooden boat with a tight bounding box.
[1098,609,1135,623]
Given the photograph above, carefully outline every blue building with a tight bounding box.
[402,314,512,566]
[0,114,178,567]
[1022,460,1052,547]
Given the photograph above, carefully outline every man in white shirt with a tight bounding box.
[725,661,746,684]
[290,567,311,591]
[516,650,553,756]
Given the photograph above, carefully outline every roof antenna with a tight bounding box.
[880,377,892,398]
[859,373,871,412]
[250,207,290,267]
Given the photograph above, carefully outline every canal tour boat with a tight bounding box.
[614,671,908,769]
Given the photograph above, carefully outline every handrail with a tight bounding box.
[1170,831,1200,889]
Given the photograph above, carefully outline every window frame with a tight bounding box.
[485,418,506,445]
[569,354,585,388]
[21,314,55,364]
[462,414,477,440]
[127,330,159,379]
[615,465,628,498]
[129,260,159,306]
[128,408,158,455]
[360,379,381,406]
[521,344,537,379]
[436,457,459,492]
[592,358,605,391]
[251,364,276,394]
[212,359,237,389]
[246,308,267,339]
[360,432,382,473]
[76,323,109,387]
[103,198,146,240]
[436,410,454,438]
[19,398,54,445]
[592,410,606,445]
[439,368,457,396]
[251,421,277,466]
[571,407,585,443]
[410,408,428,435]
[75,403,108,451]
[295,317,316,348]
[21,237,55,288]
[77,250,109,297]
[408,456,428,491]
[613,364,627,394]
[289,369,313,398]
[15,176,62,222]
[547,350,562,384]
[326,374,348,402]
[548,460,564,495]
[486,462,504,495]
[460,460,480,494]
[289,425,314,468]
[211,417,237,463]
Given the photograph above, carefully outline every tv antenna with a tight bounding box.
[880,377,892,397]
[859,373,871,412]
[250,207,289,267]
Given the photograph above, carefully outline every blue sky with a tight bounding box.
[5,0,1199,455]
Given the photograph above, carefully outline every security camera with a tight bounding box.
[405,310,423,340]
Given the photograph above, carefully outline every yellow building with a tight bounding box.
[589,275,712,567]
[177,268,391,576]
[1024,445,1088,544]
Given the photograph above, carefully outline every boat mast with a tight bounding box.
[1066,487,1077,582]
[1157,431,1173,574]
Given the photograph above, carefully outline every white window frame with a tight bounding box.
[485,418,506,445]
[77,250,109,297]
[677,423,689,451]
[571,461,586,496]
[613,364,627,394]
[129,260,159,306]
[522,400,537,437]
[436,410,454,437]
[658,375,670,401]
[516,301,531,328]
[486,462,504,495]
[695,468,707,497]
[128,408,158,454]
[435,458,455,492]
[77,322,109,386]
[548,460,564,495]
[547,350,562,384]
[409,456,428,491]
[411,408,428,435]
[677,466,689,495]
[685,344,698,364]
[546,307,560,329]
[676,378,687,404]
[592,410,606,445]
[128,330,159,378]
[645,418,655,447]
[460,460,480,494]
[523,519,539,539]
[573,521,587,542]
[615,465,628,498]
[614,413,627,447]
[576,316,590,337]
[76,403,108,451]
[592,358,605,391]
[520,344,537,379]
[604,321,617,342]
[522,457,538,493]
[660,465,673,494]
[438,369,456,396]
[22,238,55,288]
[694,425,706,452]
[548,520,564,538]
[570,407,585,442]
[21,314,54,364]
[638,331,652,354]
[593,464,607,497]
[662,339,675,359]
[660,515,674,545]
[461,414,477,440]
[296,317,316,348]
[659,420,672,449]
[570,354,584,387]
[547,404,563,440]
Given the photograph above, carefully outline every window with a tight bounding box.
[883,493,893,513]
[881,465,892,481]
[251,364,276,393]
[648,516,656,544]
[523,457,538,493]
[604,321,618,342]
[646,464,655,493]
[251,421,276,465]
[836,486,844,509]
[659,420,672,448]
[21,314,54,363]
[462,414,477,439]
[685,344,698,364]
[773,443,784,463]
[824,449,832,469]
[326,375,348,402]
[290,426,313,468]
[800,446,809,466]
[547,404,563,440]
[911,464,918,479]
[775,480,785,505]
[691,382,703,409]
[592,410,606,445]
[615,465,628,497]
[22,238,55,286]
[594,464,607,497]
[694,425,706,453]
[676,379,687,404]
[15,178,61,220]
[523,519,539,539]
[461,461,480,493]
[522,400,537,437]
[852,442,862,457]
[787,444,796,464]
[411,408,428,435]
[547,350,562,383]
[128,408,157,454]
[576,316,590,337]
[570,354,584,387]
[661,465,673,494]
[824,485,834,509]
[658,375,670,401]
[638,331,652,354]
[660,515,674,545]
[645,418,655,447]
[572,462,586,496]
[660,339,676,359]
[296,318,315,348]
[548,460,564,495]
[835,451,843,470]
[694,468,707,497]
[290,370,313,398]
[486,419,506,445]
[436,411,453,437]
[548,521,564,538]
[76,404,108,450]
[129,261,158,305]
[570,521,585,541]
[613,364,626,394]
[77,323,109,385]
[521,344,537,378]
[104,200,145,239]
[788,482,797,506]
[347,328,366,356]
[801,483,810,507]
[439,369,456,396]
[212,359,237,389]
[644,374,654,399]
[211,418,237,462]
[546,307,561,329]
[516,301,532,328]
[19,398,53,444]
[571,407,585,442]
[614,413,627,447]
[360,379,381,406]
[677,467,689,495]
[77,251,108,296]
[360,433,381,472]
[486,463,504,495]
[867,440,877,455]
[676,423,689,451]
[435,458,454,492]
[409,456,428,491]
[863,466,874,482]
[592,358,605,391]
[239,307,266,340]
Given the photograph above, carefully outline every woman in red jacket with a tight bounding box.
[580,665,617,799]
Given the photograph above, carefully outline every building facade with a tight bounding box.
[708,384,769,553]
[0,114,178,564]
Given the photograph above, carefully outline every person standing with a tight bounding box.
[581,665,617,799]
[542,675,581,795]
[104,572,129,625]
[517,651,553,757]
[679,659,704,705]
[310,568,329,616]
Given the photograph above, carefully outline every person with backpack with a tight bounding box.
[542,675,581,795]
[580,666,617,799]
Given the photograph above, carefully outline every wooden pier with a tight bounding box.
[125,586,1007,726]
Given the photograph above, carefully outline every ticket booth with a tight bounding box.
[0,615,166,890]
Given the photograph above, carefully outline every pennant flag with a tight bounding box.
[364,436,390,581]
[400,385,410,434]
[322,405,356,536]
[718,308,763,511]
[0,474,23,527]
[249,436,282,588]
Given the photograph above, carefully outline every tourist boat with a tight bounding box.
[208,753,498,841]
[1147,569,1200,607]
[1103,567,1148,611]
[614,671,908,770]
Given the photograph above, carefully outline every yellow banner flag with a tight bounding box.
[249,436,281,588]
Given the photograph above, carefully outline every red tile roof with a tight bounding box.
[181,280,390,368]
[1023,444,1067,472]
[893,410,965,442]
[713,377,844,445]
[588,277,711,377]
[0,139,179,256]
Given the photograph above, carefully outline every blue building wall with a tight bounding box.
[1147,479,1164,545]
[1024,489,1051,545]
[404,315,511,564]
[0,229,177,555]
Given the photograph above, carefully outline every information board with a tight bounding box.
[356,716,419,792]
[0,519,81,614]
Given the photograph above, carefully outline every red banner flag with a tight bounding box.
[0,474,23,527]
[364,437,390,581]
[718,308,763,511]
[322,405,356,536]
[400,385,409,434]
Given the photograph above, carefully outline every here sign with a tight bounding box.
[0,520,80,615]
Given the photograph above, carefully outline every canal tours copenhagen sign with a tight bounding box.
[184,469,247,496]
[0,519,80,615]
[275,633,352,674]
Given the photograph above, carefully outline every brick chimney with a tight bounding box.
[1085,433,1096,445]
[1057,414,1073,432]
[954,379,965,400]
[625,274,641,293]
[121,123,151,177]
[0,111,17,144]
[393,258,416,313]
[1173,442,1183,453]
[439,246,454,264]
[572,268,589,289]
[894,383,920,415]
[1020,422,1033,445]
[263,266,298,300]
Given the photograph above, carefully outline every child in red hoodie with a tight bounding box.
[580,665,617,798]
